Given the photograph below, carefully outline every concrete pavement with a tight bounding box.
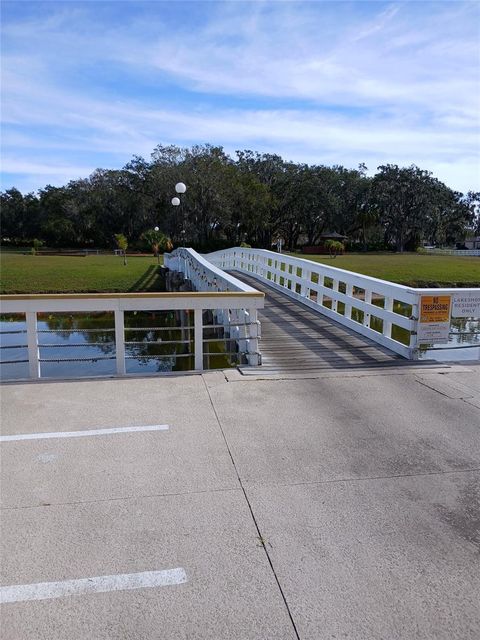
[1,364,479,639]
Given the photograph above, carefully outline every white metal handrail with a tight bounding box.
[205,247,480,360]
[165,247,258,294]
[164,247,263,365]
[0,261,264,379]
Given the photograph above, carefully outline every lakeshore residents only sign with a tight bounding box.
[452,292,480,318]
[417,295,452,344]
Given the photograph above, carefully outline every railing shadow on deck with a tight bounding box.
[206,247,480,363]
[239,276,419,371]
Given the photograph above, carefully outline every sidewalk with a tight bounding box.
[1,364,479,639]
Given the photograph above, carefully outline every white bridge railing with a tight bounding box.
[0,249,264,380]
[165,247,263,366]
[205,247,480,361]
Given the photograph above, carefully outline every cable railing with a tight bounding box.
[0,250,264,380]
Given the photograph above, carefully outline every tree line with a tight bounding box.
[1,144,478,253]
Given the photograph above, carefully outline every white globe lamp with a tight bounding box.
[154,226,159,231]
[175,182,187,194]
[171,197,180,206]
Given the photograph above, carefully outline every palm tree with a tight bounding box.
[141,229,173,264]
[114,233,128,266]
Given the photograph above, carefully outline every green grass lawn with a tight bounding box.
[1,251,479,294]
[0,254,164,294]
[288,252,480,287]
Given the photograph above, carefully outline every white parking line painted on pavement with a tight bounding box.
[0,425,170,442]
[0,568,188,603]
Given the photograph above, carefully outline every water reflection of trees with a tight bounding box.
[124,309,194,372]
[38,312,116,354]
[37,269,197,372]
[449,318,480,345]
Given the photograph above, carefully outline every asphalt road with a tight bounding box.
[1,364,479,639]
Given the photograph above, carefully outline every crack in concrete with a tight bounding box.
[0,485,243,512]
[261,467,480,491]
[202,376,302,640]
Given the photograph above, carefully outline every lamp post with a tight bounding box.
[172,182,187,244]
[154,227,160,264]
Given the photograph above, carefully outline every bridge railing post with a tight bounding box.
[194,308,204,371]
[345,283,353,320]
[363,290,372,329]
[114,309,126,375]
[383,296,393,339]
[262,255,268,279]
[332,280,339,312]
[245,308,261,366]
[409,296,420,353]
[26,311,40,379]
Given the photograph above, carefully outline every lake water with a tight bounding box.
[419,317,480,362]
[1,271,478,380]
[0,269,241,381]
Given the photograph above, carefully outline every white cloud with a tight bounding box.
[136,1,479,117]
[1,0,479,193]
[1,158,96,177]
[3,93,478,192]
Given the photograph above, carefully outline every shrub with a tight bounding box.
[324,239,344,258]
[31,238,44,255]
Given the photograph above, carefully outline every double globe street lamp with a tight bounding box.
[148,183,187,264]
[171,182,187,243]
[171,182,186,207]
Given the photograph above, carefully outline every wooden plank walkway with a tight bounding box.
[234,273,416,375]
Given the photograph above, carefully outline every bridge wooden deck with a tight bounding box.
[235,273,415,375]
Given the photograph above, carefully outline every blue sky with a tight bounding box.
[1,0,479,194]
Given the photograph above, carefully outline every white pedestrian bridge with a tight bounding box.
[1,247,479,380]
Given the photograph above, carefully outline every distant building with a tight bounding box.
[302,231,348,255]
[465,236,480,250]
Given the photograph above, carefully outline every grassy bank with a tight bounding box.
[288,252,480,287]
[0,254,164,294]
[1,251,479,294]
